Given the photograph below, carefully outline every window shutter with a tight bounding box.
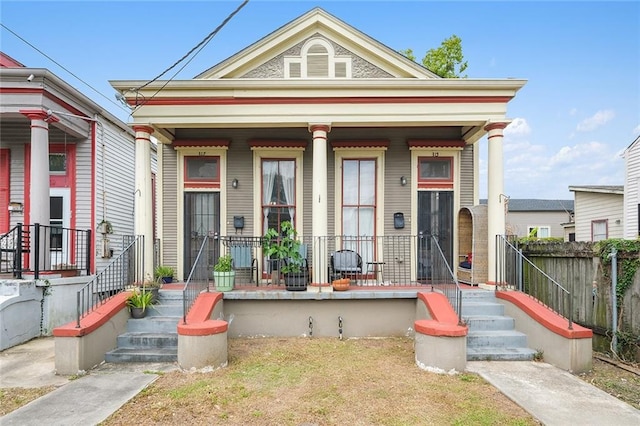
[335,62,346,78]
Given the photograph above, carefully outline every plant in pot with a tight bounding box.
[154,265,175,284]
[213,253,235,292]
[126,288,154,319]
[263,221,308,291]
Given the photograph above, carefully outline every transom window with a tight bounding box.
[417,156,453,189]
[184,156,220,188]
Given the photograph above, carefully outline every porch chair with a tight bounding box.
[230,245,259,285]
[330,249,362,285]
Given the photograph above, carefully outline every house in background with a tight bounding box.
[480,198,574,239]
[0,52,154,275]
[623,135,640,239]
[569,185,624,242]
[111,7,526,285]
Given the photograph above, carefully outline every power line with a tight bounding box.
[131,0,249,110]
[0,23,131,115]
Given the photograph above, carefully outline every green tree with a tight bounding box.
[400,35,468,78]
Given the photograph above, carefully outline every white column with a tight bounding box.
[133,125,154,279]
[21,109,58,270]
[309,123,330,284]
[485,122,508,284]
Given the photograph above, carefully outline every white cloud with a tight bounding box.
[504,118,531,137]
[576,109,615,132]
[569,108,577,116]
[633,124,640,135]
[548,141,608,166]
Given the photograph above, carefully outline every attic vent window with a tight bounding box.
[285,38,351,79]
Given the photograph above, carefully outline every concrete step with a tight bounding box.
[461,301,505,316]
[467,347,537,361]
[104,347,177,363]
[467,330,528,348]
[116,332,178,349]
[464,315,515,331]
[147,304,183,317]
[127,316,180,333]
[460,290,497,301]
[157,289,184,301]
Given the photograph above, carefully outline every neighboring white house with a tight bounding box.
[481,199,574,238]
[0,52,156,274]
[623,135,640,239]
[569,185,624,242]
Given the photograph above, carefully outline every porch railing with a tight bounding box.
[496,234,573,329]
[0,223,91,279]
[75,235,144,327]
[426,234,463,324]
[182,235,212,324]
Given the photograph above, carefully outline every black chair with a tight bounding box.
[331,249,362,284]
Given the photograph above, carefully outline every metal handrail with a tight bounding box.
[496,235,573,329]
[75,235,144,327]
[182,235,211,324]
[427,234,463,324]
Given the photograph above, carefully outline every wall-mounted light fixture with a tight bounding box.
[400,176,407,186]
[232,178,239,189]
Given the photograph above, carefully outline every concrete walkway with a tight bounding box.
[467,361,640,426]
[2,338,640,425]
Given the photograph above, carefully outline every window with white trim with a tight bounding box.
[285,38,351,78]
[592,220,607,241]
[527,226,551,238]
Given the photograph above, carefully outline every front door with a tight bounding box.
[417,191,453,281]
[183,192,220,280]
[49,188,70,268]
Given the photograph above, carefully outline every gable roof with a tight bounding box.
[196,7,440,80]
[480,199,574,212]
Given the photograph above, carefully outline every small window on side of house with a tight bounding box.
[592,220,607,241]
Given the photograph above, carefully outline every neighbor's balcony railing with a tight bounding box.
[0,223,91,279]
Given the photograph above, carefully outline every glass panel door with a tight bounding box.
[183,192,220,280]
[417,191,453,281]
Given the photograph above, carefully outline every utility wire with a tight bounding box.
[0,22,131,114]
[134,0,249,93]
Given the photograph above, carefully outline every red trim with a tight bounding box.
[19,109,59,123]
[184,183,221,189]
[331,140,389,149]
[407,139,465,148]
[310,124,331,133]
[173,139,230,148]
[0,149,9,233]
[132,125,154,135]
[2,88,90,119]
[415,292,467,337]
[484,122,508,132]
[496,291,592,339]
[91,122,96,273]
[184,155,220,185]
[248,139,308,149]
[130,95,513,107]
[53,292,129,337]
[177,292,228,336]
[0,53,26,68]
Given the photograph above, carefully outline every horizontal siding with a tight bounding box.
[506,211,571,238]
[624,144,640,238]
[459,144,474,208]
[161,144,178,271]
[7,143,25,227]
[574,192,624,241]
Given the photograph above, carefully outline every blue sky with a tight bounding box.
[2,1,638,200]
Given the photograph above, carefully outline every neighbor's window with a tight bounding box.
[527,226,550,238]
[49,153,66,174]
[592,220,607,242]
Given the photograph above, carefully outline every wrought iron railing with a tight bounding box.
[496,235,573,329]
[0,223,91,279]
[182,235,212,324]
[425,234,463,323]
[75,235,144,327]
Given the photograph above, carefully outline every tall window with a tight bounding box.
[342,159,375,262]
[262,160,296,234]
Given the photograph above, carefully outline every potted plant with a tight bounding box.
[213,253,235,292]
[154,265,175,284]
[263,221,308,291]
[140,275,161,304]
[126,288,154,319]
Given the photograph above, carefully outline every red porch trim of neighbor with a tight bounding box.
[53,292,130,337]
[177,292,228,336]
[248,139,308,149]
[415,292,467,337]
[129,95,514,107]
[0,149,9,233]
[496,291,593,339]
[331,140,389,149]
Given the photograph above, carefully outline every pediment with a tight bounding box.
[196,7,439,80]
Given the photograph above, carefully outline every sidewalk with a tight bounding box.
[467,361,640,426]
[2,338,640,425]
